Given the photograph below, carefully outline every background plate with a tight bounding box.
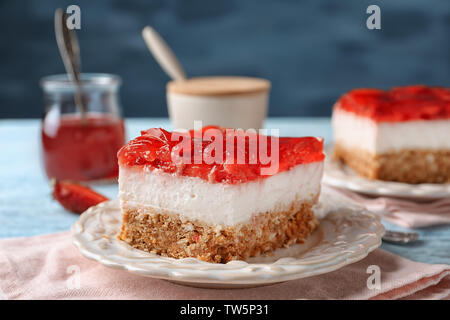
[323,145,450,201]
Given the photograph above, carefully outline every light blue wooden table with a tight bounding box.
[0,118,449,264]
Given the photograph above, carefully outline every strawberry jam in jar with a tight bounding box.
[40,74,125,182]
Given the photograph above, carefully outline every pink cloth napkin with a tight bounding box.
[327,186,450,228]
[0,232,449,300]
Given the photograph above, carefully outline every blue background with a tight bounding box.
[0,0,449,118]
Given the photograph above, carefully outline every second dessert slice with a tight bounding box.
[332,85,450,183]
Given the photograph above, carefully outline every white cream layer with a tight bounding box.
[332,108,450,154]
[119,162,323,226]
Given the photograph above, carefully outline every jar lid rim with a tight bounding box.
[167,76,271,96]
[40,73,121,90]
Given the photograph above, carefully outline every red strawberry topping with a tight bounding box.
[118,127,324,184]
[335,85,450,122]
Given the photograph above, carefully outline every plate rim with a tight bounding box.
[72,195,384,286]
[323,144,450,200]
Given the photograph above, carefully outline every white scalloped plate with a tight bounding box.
[72,189,384,289]
[323,145,450,201]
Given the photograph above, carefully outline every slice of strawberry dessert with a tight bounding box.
[332,85,450,183]
[117,126,325,263]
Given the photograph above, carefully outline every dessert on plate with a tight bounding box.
[332,85,450,183]
[117,126,325,263]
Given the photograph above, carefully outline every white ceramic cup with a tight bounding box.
[167,76,270,130]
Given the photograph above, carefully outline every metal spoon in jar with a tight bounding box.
[54,8,87,119]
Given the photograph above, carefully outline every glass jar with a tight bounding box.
[40,73,125,182]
